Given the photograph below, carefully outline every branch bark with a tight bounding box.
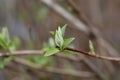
[0,48,120,61]
[0,50,78,61]
[65,47,120,61]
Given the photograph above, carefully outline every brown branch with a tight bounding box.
[40,0,120,78]
[40,0,120,59]
[65,47,120,61]
[0,50,43,57]
[0,48,120,61]
[0,50,78,61]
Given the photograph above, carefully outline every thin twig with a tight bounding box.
[0,50,43,57]
[40,0,120,78]
[40,0,120,59]
[0,48,120,61]
[0,50,78,61]
[14,57,93,78]
[65,47,120,61]
[41,0,90,34]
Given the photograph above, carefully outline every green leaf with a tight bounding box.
[0,34,6,49]
[44,48,60,56]
[34,56,51,66]
[7,41,16,51]
[58,27,62,36]
[2,27,10,42]
[50,31,55,36]
[5,56,14,62]
[0,56,14,69]
[0,58,5,69]
[48,37,55,48]
[61,24,67,36]
[63,38,75,49]
[55,29,64,48]
[89,40,95,54]
[0,34,4,40]
[27,56,53,67]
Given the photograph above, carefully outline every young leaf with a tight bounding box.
[63,38,75,49]
[48,37,55,48]
[89,40,95,54]
[2,27,10,42]
[7,41,16,51]
[61,24,67,36]
[44,48,60,56]
[0,34,7,49]
[58,27,62,36]
[5,56,14,62]
[0,58,5,68]
[0,34,5,47]
[0,57,14,69]
[55,29,64,47]
[50,31,55,36]
[33,56,51,66]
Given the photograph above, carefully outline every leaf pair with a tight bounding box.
[44,24,75,56]
[0,27,18,52]
[0,27,19,68]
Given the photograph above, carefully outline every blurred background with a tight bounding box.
[0,0,120,80]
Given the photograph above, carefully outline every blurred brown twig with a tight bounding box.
[13,57,93,78]
[0,48,120,61]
